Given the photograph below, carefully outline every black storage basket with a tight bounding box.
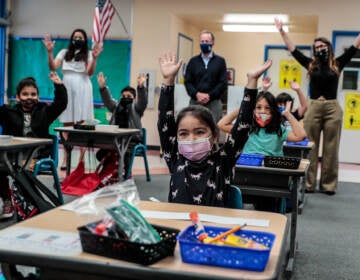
[78,222,180,265]
[263,156,301,169]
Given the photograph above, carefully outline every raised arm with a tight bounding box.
[43,34,62,70]
[290,81,308,118]
[274,18,296,52]
[134,73,148,114]
[157,52,183,163]
[353,33,360,49]
[87,43,103,76]
[97,72,117,111]
[217,109,239,134]
[282,101,307,142]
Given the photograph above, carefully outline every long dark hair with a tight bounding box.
[176,105,219,139]
[64,28,89,62]
[308,37,339,75]
[251,91,283,136]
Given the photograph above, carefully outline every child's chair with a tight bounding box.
[225,185,243,209]
[125,128,151,181]
[33,134,64,204]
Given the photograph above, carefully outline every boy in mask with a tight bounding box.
[96,72,148,177]
[184,30,228,122]
[0,72,67,219]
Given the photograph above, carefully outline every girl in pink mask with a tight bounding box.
[158,51,272,206]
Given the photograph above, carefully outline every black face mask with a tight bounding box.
[120,97,133,107]
[20,99,38,111]
[72,38,85,49]
[316,48,329,62]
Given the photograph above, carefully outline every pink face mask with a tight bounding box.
[178,136,212,161]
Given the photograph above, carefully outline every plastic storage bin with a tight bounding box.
[236,154,264,166]
[78,221,180,265]
[263,156,301,169]
[177,225,275,271]
[285,138,309,146]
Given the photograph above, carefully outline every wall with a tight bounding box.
[8,0,360,151]
[131,0,360,148]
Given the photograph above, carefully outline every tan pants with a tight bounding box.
[303,99,343,192]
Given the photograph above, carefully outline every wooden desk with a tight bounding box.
[54,126,139,181]
[283,141,314,213]
[232,159,309,276]
[0,137,52,175]
[0,201,288,280]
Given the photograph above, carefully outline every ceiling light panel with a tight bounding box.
[223,14,288,24]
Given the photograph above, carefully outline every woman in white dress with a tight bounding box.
[43,28,103,169]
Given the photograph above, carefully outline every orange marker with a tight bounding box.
[207,223,247,244]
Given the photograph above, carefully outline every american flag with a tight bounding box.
[92,0,115,45]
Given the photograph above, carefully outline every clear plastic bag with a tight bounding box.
[62,179,140,223]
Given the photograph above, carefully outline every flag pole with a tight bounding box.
[110,0,129,36]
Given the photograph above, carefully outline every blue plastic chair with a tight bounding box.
[225,185,243,209]
[125,128,151,181]
[33,134,64,204]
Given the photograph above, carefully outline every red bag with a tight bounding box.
[61,153,119,196]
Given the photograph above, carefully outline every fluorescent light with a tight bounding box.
[223,14,288,24]
[222,24,289,33]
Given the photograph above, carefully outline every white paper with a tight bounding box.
[140,210,269,227]
[0,227,82,256]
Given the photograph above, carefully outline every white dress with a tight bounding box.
[56,49,94,123]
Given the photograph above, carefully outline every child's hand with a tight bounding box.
[282,100,292,117]
[137,73,147,88]
[262,76,272,92]
[49,72,62,84]
[97,72,106,88]
[158,51,183,85]
[289,81,300,91]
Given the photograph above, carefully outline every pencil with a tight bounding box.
[207,223,247,244]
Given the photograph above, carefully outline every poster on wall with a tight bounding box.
[343,93,360,130]
[278,59,302,89]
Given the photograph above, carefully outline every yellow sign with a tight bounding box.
[279,59,302,89]
[344,93,360,130]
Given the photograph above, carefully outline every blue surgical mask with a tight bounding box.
[200,43,212,54]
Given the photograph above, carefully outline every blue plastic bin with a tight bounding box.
[177,225,275,271]
[236,153,264,166]
[285,138,309,146]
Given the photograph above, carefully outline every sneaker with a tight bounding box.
[0,199,14,220]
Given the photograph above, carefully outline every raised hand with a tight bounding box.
[158,51,183,85]
[92,43,103,59]
[43,34,55,52]
[262,76,272,92]
[137,73,147,88]
[274,18,283,32]
[49,72,62,84]
[289,81,300,91]
[97,72,106,88]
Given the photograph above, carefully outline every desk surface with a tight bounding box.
[0,137,52,150]
[55,125,139,136]
[236,159,309,176]
[0,201,288,280]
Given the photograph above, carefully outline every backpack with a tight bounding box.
[8,168,61,221]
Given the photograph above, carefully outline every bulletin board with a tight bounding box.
[264,45,311,104]
[8,37,131,103]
